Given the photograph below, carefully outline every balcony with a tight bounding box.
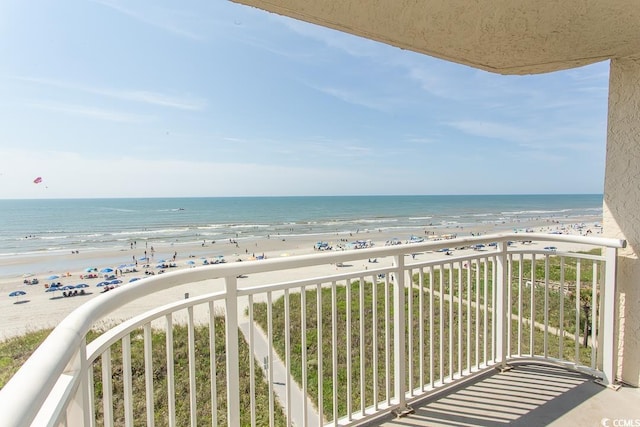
[0,233,634,426]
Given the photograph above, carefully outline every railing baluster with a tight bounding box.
[316,282,323,426]
[87,349,96,427]
[491,256,497,363]
[559,258,565,360]
[518,254,523,357]
[144,324,154,427]
[407,270,413,395]
[591,262,598,370]
[602,247,619,387]
[122,334,133,426]
[575,261,581,364]
[429,265,435,388]
[165,315,175,427]
[300,286,307,427]
[187,306,196,427]
[359,276,366,412]
[209,301,219,427]
[457,263,462,377]
[448,262,453,380]
[284,289,291,425]
[544,254,550,359]
[483,258,488,365]
[266,291,274,427]
[475,260,480,369]
[418,268,424,391]
[346,279,352,420]
[373,274,379,408]
[224,276,240,427]
[102,349,113,427]
[495,242,508,369]
[385,275,391,405]
[67,339,90,427]
[530,255,536,356]
[393,254,408,414]
[332,281,338,424]
[439,264,444,382]
[507,253,513,358]
[466,260,471,372]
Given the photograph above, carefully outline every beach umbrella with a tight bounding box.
[45,287,59,292]
[75,283,89,288]
[129,277,141,283]
[61,286,75,291]
[186,260,195,265]
[47,275,60,280]
[109,279,122,285]
[100,267,114,273]
[84,267,96,272]
[10,290,26,303]
[96,282,109,287]
[139,257,148,261]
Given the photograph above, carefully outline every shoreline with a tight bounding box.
[0,217,602,341]
[0,214,601,280]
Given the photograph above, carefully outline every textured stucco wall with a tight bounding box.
[233,0,640,75]
[603,57,640,387]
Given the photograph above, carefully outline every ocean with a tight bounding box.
[0,195,603,259]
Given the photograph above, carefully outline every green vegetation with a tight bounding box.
[0,251,604,425]
[0,320,285,426]
[253,257,596,421]
[0,328,52,389]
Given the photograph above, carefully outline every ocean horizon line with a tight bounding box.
[0,193,604,201]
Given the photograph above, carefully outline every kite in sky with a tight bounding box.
[33,176,48,188]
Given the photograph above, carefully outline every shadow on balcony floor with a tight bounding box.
[374,363,639,427]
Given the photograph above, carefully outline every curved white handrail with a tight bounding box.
[0,233,625,427]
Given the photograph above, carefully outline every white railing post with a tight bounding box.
[600,247,620,388]
[225,275,241,426]
[392,255,412,416]
[495,241,509,371]
[66,340,90,426]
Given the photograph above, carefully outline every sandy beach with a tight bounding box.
[0,218,601,342]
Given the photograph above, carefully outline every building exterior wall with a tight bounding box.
[603,57,640,387]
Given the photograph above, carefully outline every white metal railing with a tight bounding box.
[0,233,626,426]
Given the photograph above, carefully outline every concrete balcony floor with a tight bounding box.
[373,363,639,427]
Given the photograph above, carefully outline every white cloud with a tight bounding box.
[279,18,383,58]
[15,76,207,111]
[91,0,203,40]
[447,120,534,144]
[404,136,437,145]
[26,101,152,123]
[309,85,391,112]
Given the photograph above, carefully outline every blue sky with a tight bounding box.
[0,0,610,199]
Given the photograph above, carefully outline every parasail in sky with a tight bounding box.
[33,177,43,184]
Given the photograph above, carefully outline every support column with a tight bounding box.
[603,57,640,387]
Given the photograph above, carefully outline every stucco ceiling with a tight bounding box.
[232,0,640,75]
